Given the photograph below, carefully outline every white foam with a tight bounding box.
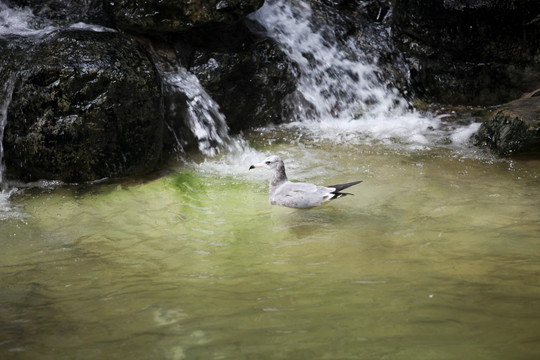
[0,3,115,37]
[0,187,27,220]
[192,146,268,181]
[68,22,116,33]
[249,0,406,122]
[450,122,482,145]
[0,189,12,219]
[0,3,56,36]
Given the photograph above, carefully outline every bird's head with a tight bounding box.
[249,155,284,171]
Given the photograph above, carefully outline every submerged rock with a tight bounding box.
[3,30,163,182]
[474,92,540,155]
[392,0,540,105]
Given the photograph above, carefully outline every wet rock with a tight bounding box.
[474,92,540,155]
[189,33,297,131]
[392,0,540,105]
[3,30,163,182]
[107,0,264,33]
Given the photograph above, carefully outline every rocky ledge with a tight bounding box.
[474,92,540,156]
[392,0,540,106]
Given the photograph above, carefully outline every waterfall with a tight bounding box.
[0,74,16,188]
[162,67,246,157]
[251,0,404,121]
[0,74,17,219]
[250,0,479,148]
[0,1,114,37]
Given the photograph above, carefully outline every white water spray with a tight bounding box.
[250,0,479,148]
[0,1,115,37]
[0,2,54,36]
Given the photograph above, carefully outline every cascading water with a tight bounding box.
[0,2,54,36]
[0,75,15,187]
[0,1,113,36]
[0,74,17,219]
[249,0,480,149]
[253,0,403,120]
[162,67,247,157]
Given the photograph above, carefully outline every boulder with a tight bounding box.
[392,0,540,105]
[474,92,540,155]
[3,29,163,182]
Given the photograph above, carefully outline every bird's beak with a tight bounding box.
[249,162,264,170]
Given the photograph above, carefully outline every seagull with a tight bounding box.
[249,155,362,208]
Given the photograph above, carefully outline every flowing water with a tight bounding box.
[0,74,15,185]
[249,0,406,121]
[0,74,17,219]
[161,67,246,157]
[0,1,114,37]
[1,1,540,359]
[248,0,480,150]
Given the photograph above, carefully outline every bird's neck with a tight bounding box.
[270,163,288,187]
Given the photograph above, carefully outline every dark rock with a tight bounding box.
[474,93,540,155]
[106,0,264,33]
[3,30,163,182]
[392,0,540,105]
[189,35,297,131]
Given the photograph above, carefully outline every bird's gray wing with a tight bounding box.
[271,181,334,208]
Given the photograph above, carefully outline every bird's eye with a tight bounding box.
[265,161,271,165]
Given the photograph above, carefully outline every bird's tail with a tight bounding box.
[327,180,363,193]
[327,180,362,199]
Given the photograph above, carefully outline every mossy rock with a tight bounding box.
[3,30,163,182]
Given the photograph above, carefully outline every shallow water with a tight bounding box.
[1,132,539,360]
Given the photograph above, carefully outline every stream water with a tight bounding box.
[1,0,540,359]
[1,139,539,360]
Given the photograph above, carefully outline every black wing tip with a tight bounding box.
[327,180,363,192]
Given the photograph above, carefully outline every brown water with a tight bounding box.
[1,137,539,359]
